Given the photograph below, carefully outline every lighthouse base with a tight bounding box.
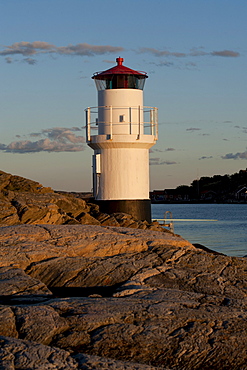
[95,199,151,223]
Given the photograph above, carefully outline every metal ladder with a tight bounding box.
[152,211,174,233]
[164,211,174,233]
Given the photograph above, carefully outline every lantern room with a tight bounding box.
[92,57,148,91]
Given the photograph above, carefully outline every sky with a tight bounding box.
[1,0,247,192]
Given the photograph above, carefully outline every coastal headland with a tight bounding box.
[0,170,247,369]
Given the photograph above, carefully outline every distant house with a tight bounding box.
[164,189,179,201]
[164,189,190,201]
[150,188,190,202]
[150,190,165,202]
[200,190,217,201]
[235,186,247,201]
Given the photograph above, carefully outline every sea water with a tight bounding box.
[151,203,247,257]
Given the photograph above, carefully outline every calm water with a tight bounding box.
[151,203,247,257]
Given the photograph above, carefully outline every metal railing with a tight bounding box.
[85,105,158,142]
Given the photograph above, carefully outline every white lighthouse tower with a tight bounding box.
[85,57,158,222]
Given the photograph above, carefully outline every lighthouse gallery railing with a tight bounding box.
[85,106,158,142]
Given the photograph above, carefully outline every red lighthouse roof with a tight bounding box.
[92,57,148,79]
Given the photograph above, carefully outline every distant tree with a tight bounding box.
[176,185,193,198]
[175,169,247,202]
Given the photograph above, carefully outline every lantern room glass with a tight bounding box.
[94,75,146,91]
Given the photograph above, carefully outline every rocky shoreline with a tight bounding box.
[0,170,165,232]
[0,171,247,369]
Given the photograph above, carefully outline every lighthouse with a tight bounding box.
[85,57,158,222]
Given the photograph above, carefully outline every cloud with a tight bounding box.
[0,41,54,56]
[221,150,247,160]
[154,61,174,68]
[23,58,37,65]
[150,158,177,165]
[165,147,175,151]
[151,148,175,153]
[186,127,201,132]
[55,43,123,56]
[0,127,86,153]
[210,50,240,57]
[189,48,207,57]
[5,57,13,64]
[234,126,247,134]
[2,139,84,153]
[30,133,42,137]
[102,59,115,64]
[160,160,177,165]
[185,62,197,67]
[2,42,239,67]
[139,47,240,59]
[151,60,198,70]
[199,156,213,160]
[139,47,186,58]
[0,41,124,63]
[41,127,84,143]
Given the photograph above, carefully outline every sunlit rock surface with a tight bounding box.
[0,223,246,369]
[0,170,166,232]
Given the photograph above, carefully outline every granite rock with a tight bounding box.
[0,171,169,234]
[0,170,52,193]
[0,336,163,369]
[0,197,20,226]
[0,223,247,369]
[0,266,52,300]
[0,290,246,369]
[0,224,193,269]
[0,336,78,369]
